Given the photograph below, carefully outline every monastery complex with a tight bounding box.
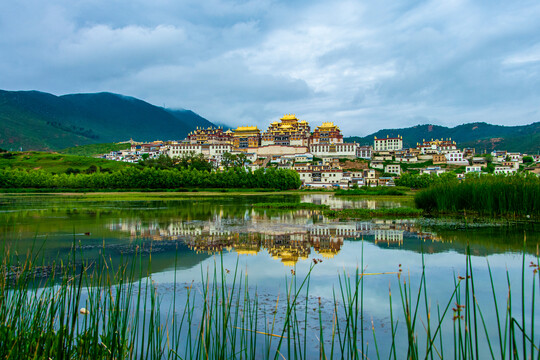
[102,113,537,188]
[177,114,363,160]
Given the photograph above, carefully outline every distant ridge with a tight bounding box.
[0,90,214,151]
[345,122,540,154]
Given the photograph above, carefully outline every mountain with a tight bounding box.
[345,122,540,154]
[0,90,214,151]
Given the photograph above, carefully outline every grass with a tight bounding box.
[0,151,130,173]
[0,240,538,359]
[415,175,540,216]
[59,142,131,156]
[324,207,424,218]
[334,186,409,196]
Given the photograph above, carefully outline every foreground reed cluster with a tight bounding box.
[414,175,540,216]
[0,243,538,359]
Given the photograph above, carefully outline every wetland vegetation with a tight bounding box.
[0,192,538,359]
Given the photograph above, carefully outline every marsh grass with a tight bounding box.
[415,175,540,216]
[0,240,538,359]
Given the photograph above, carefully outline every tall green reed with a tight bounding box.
[0,239,538,359]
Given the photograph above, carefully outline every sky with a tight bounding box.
[1,0,540,135]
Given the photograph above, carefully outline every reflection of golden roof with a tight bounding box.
[282,260,297,267]
[236,249,259,256]
[318,249,338,259]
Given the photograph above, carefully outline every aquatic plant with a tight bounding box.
[0,241,538,359]
[415,174,540,216]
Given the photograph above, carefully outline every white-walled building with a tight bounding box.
[494,167,517,175]
[356,146,373,159]
[374,136,403,152]
[445,151,468,165]
[309,143,357,158]
[169,143,233,161]
[421,167,446,175]
[465,166,483,173]
[384,164,401,175]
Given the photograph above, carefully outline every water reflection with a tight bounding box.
[1,195,537,268]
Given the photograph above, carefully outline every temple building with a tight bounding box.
[416,138,457,154]
[187,126,233,144]
[232,126,261,148]
[261,114,311,147]
[310,122,344,144]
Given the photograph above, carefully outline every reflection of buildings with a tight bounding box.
[107,216,442,266]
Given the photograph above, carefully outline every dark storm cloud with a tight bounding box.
[1,0,539,134]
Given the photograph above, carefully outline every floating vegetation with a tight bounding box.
[324,207,424,218]
[253,202,329,210]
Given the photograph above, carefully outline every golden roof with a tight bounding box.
[318,122,338,129]
[280,114,298,120]
[235,126,259,132]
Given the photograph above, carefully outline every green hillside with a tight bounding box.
[59,142,131,156]
[346,122,540,153]
[0,90,214,151]
[0,151,131,174]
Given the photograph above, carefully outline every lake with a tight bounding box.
[1,192,538,358]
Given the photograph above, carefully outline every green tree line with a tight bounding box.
[0,166,301,190]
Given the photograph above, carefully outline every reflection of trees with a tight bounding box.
[2,196,538,270]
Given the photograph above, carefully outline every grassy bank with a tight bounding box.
[334,186,409,196]
[1,245,538,359]
[415,175,540,216]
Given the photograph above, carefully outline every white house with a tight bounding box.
[374,136,403,152]
[494,167,517,175]
[465,166,483,173]
[384,164,401,175]
[445,151,468,165]
[421,167,446,175]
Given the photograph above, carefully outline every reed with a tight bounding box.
[415,174,540,216]
[0,240,538,359]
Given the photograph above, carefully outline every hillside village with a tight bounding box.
[99,114,540,188]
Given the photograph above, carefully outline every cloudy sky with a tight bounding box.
[1,0,540,135]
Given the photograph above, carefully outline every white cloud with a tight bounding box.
[1,0,539,134]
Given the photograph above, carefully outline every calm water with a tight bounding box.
[1,193,538,357]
